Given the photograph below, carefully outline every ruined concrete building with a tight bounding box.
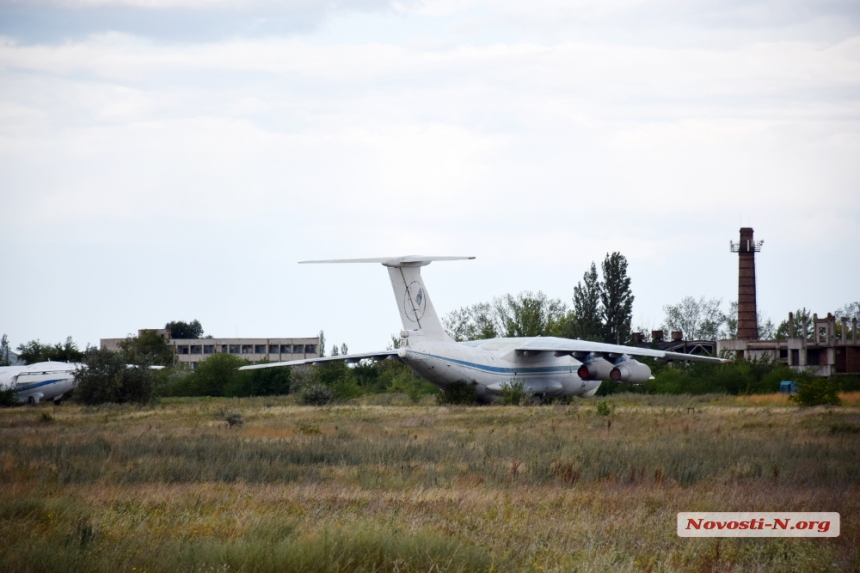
[716,227,860,375]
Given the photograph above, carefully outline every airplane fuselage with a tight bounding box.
[399,336,601,398]
[240,255,725,397]
[0,362,79,404]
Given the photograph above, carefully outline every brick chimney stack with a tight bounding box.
[731,227,763,340]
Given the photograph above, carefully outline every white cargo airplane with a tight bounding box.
[240,256,726,399]
[0,362,79,404]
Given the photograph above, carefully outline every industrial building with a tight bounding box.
[718,312,860,377]
[715,227,860,375]
[101,330,320,368]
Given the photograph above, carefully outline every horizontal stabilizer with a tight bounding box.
[300,255,474,268]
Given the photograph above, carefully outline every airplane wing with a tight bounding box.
[238,351,399,371]
[514,337,727,364]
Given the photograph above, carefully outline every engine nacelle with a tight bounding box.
[577,358,615,381]
[610,359,651,384]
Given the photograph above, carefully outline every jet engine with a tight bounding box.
[610,359,651,384]
[576,358,615,381]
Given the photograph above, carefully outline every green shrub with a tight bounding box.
[167,354,290,398]
[295,421,321,435]
[179,353,247,396]
[0,387,16,407]
[644,356,790,396]
[298,384,334,406]
[499,379,527,406]
[833,374,860,392]
[75,348,154,405]
[224,412,244,428]
[436,381,477,405]
[388,375,433,403]
[790,378,841,407]
[596,401,611,416]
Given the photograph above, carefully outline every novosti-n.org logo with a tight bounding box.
[677,513,840,537]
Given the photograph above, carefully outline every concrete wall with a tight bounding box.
[100,335,321,367]
[171,337,320,365]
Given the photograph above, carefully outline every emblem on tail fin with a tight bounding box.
[404,282,427,322]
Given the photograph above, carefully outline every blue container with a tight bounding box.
[779,381,798,394]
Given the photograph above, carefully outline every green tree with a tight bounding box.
[600,252,634,344]
[836,302,860,321]
[75,347,155,405]
[51,337,85,362]
[775,308,811,340]
[119,330,175,367]
[184,353,244,396]
[165,320,204,339]
[572,262,603,341]
[0,334,11,366]
[169,352,290,397]
[16,340,49,364]
[493,291,568,338]
[443,303,497,341]
[318,330,326,357]
[16,337,84,364]
[661,296,725,340]
[226,362,291,397]
[723,301,738,339]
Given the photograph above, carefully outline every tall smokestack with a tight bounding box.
[731,227,763,340]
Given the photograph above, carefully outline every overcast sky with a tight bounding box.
[1,0,858,353]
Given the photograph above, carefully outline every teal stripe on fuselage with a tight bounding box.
[407,351,574,376]
[13,379,67,393]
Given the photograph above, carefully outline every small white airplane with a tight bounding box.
[0,362,79,404]
[240,256,726,399]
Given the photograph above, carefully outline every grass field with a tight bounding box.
[1,393,858,572]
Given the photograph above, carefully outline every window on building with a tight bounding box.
[269,344,280,354]
[304,344,317,354]
[177,345,190,355]
[290,345,302,354]
[229,344,240,354]
[203,345,215,354]
[241,345,253,354]
[221,345,228,353]
[280,344,290,353]
[255,344,266,354]
[190,345,202,355]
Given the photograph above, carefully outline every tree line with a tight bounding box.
[3,285,857,406]
[443,252,635,344]
[660,300,858,342]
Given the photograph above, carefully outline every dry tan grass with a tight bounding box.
[1,396,857,572]
[729,391,860,407]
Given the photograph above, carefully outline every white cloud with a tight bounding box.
[1,5,858,349]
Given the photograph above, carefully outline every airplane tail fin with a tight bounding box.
[300,256,475,342]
